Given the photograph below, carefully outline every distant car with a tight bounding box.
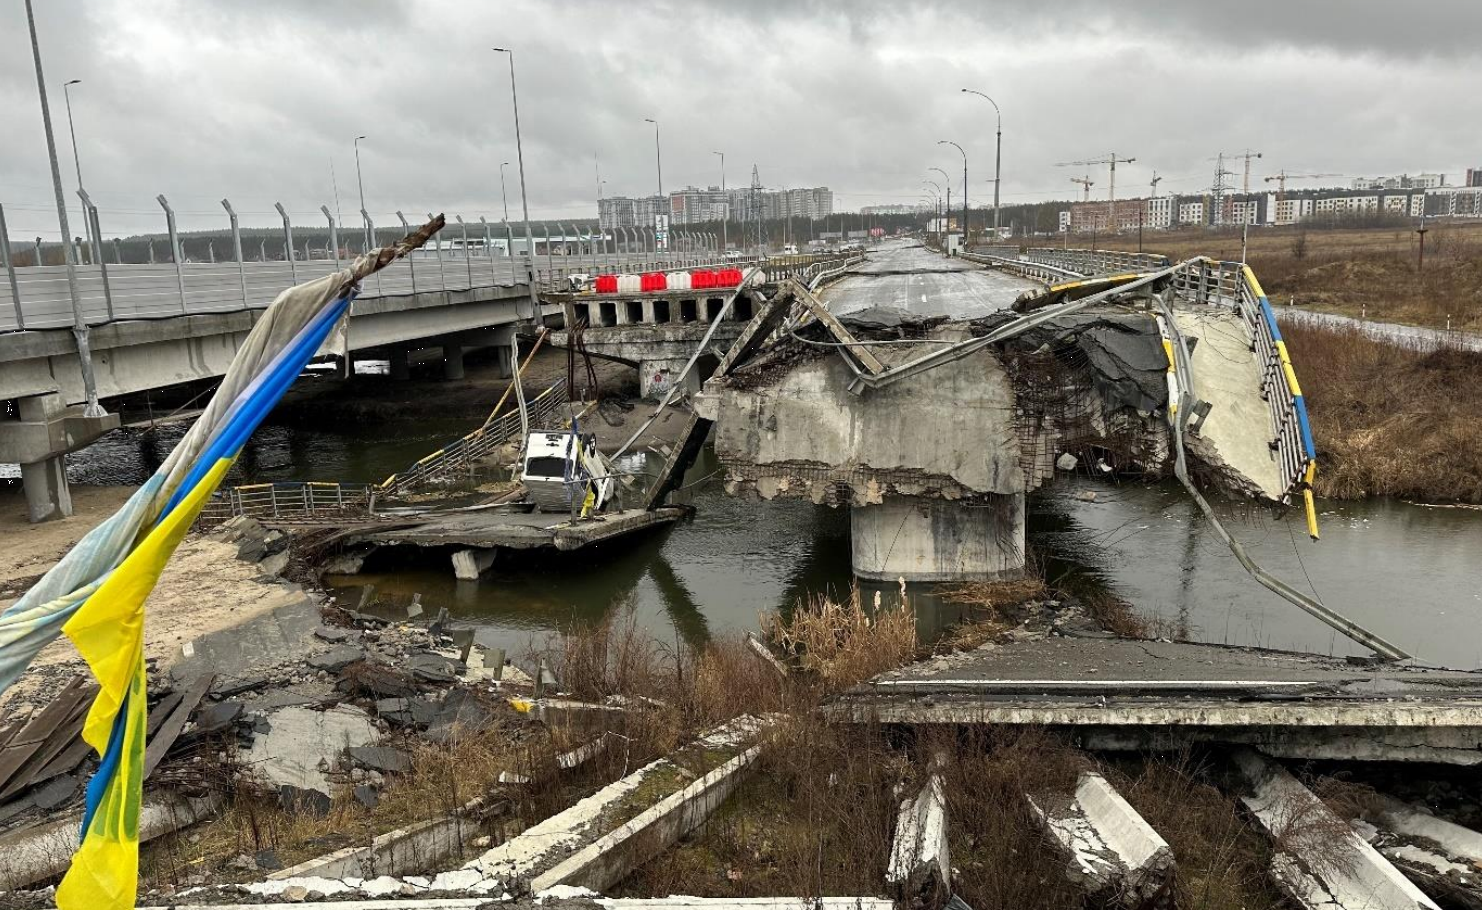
[724,250,743,261]
[782,243,799,255]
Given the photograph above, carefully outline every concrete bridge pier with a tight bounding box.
[851,493,1025,583]
[389,347,411,381]
[4,392,119,523]
[494,345,513,380]
[442,340,465,380]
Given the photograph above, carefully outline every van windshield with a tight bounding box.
[524,456,568,479]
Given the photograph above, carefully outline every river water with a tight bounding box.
[9,414,1482,669]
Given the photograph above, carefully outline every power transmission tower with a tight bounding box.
[749,165,763,253]
[1210,153,1235,227]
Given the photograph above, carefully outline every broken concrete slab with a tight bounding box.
[405,652,460,685]
[557,732,617,771]
[308,646,369,673]
[349,746,413,775]
[270,796,497,882]
[465,716,768,894]
[316,626,355,644]
[1027,771,1173,908]
[241,705,379,810]
[377,697,440,728]
[1356,796,1482,908]
[886,773,950,903]
[1233,749,1439,910]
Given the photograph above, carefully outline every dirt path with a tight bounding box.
[0,493,320,716]
[0,485,133,595]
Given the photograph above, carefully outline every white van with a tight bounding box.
[520,429,614,514]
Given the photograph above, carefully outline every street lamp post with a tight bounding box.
[61,78,95,263]
[644,118,663,253]
[494,47,539,322]
[939,140,967,249]
[354,135,370,250]
[25,0,103,418]
[929,166,952,240]
[714,150,726,254]
[961,89,1002,239]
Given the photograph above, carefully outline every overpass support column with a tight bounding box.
[20,457,71,524]
[850,493,1024,582]
[442,340,465,381]
[337,351,355,380]
[389,347,411,381]
[494,345,513,380]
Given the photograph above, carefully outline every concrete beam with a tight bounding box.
[269,796,494,882]
[463,716,767,894]
[1026,772,1173,907]
[0,792,221,890]
[1357,796,1482,909]
[0,393,119,464]
[1232,748,1439,910]
[887,773,951,902]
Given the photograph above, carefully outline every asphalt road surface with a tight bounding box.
[823,240,1036,319]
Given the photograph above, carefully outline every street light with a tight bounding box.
[494,46,538,322]
[644,118,663,254]
[60,78,92,263]
[961,89,1002,239]
[929,166,952,238]
[354,135,370,249]
[923,179,942,229]
[938,140,967,248]
[713,150,726,254]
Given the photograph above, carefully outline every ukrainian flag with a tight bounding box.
[0,217,440,910]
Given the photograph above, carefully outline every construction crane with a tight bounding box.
[1070,175,1095,203]
[1214,149,1263,194]
[1149,171,1163,197]
[1263,169,1341,200]
[1056,153,1136,208]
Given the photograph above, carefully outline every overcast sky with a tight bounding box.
[3,0,1479,238]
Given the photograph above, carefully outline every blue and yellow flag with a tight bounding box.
[0,217,439,910]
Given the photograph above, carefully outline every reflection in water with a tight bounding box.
[1029,477,1482,670]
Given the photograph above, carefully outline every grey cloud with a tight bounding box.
[1,0,1477,241]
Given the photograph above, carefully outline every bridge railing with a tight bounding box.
[376,378,569,496]
[1,249,767,333]
[959,251,1083,284]
[1168,258,1317,513]
[1024,248,1171,276]
[198,481,376,524]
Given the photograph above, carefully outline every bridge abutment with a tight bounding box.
[851,493,1025,583]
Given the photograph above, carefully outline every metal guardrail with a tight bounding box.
[959,251,1083,284]
[1024,248,1171,276]
[377,378,568,495]
[198,481,375,524]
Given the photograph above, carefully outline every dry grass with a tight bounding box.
[1282,320,1482,501]
[762,586,917,690]
[1109,751,1287,910]
[933,728,1092,910]
[934,576,1048,651]
[616,718,904,898]
[1084,221,1482,330]
[140,713,551,890]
